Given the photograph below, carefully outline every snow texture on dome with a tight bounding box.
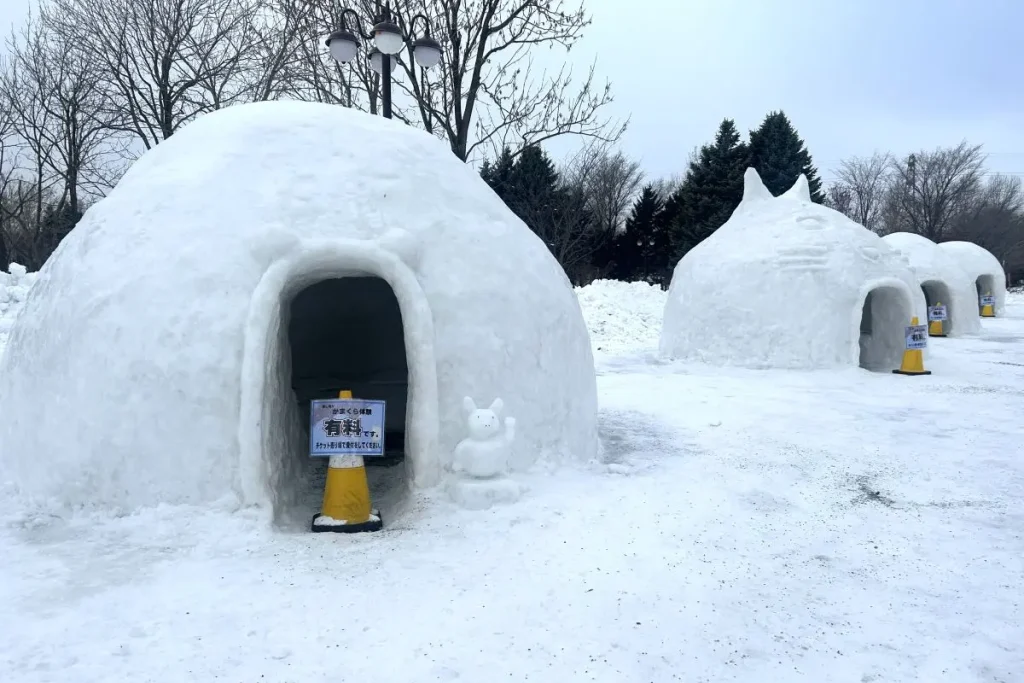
[881,232,981,336]
[660,168,926,370]
[0,101,598,514]
[937,241,1007,317]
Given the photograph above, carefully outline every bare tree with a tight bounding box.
[43,0,259,151]
[833,152,890,231]
[824,182,854,218]
[366,0,625,162]
[949,174,1024,282]
[563,142,643,235]
[885,141,984,240]
[6,18,124,213]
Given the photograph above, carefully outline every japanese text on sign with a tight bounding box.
[904,324,928,350]
[980,295,995,306]
[309,398,386,457]
[927,305,947,322]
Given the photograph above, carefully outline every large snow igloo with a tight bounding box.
[937,241,1007,317]
[660,169,926,371]
[881,232,981,337]
[0,101,598,519]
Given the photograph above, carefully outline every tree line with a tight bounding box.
[483,114,1023,288]
[482,111,824,286]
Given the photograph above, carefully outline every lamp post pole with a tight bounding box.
[325,4,442,121]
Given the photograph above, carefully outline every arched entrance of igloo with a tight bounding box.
[920,280,952,336]
[857,285,913,371]
[288,277,409,522]
[975,274,996,313]
[237,243,440,528]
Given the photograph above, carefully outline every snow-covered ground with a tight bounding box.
[2,283,1023,682]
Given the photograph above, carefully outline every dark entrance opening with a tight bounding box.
[921,280,952,336]
[282,277,409,526]
[976,274,996,314]
[858,285,911,371]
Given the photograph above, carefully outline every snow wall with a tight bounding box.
[937,241,1007,317]
[0,101,599,514]
[881,232,981,337]
[0,264,37,360]
[660,169,927,370]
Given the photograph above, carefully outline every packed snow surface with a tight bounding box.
[938,240,1008,316]
[0,101,598,514]
[661,170,927,370]
[0,264,36,360]
[881,232,981,337]
[2,286,1023,681]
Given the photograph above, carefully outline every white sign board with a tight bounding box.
[980,295,995,306]
[927,305,947,322]
[905,324,928,350]
[309,398,386,458]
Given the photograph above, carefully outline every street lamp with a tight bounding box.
[325,5,442,120]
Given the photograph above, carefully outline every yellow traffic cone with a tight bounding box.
[928,302,946,337]
[893,316,932,376]
[980,292,995,318]
[311,390,382,533]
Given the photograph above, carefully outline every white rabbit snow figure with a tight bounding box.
[452,397,516,479]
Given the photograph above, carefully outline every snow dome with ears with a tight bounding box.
[0,101,598,514]
[660,169,926,371]
[881,232,981,337]
[937,241,1007,317]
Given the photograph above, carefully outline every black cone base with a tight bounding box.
[311,510,383,533]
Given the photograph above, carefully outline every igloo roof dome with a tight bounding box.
[660,169,926,369]
[0,101,598,514]
[938,240,1007,316]
[881,232,980,336]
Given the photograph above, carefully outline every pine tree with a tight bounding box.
[613,185,666,282]
[480,146,516,203]
[669,119,749,259]
[747,111,825,202]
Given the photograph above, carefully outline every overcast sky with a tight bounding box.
[1,0,1021,184]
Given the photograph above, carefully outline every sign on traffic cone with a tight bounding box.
[980,292,995,318]
[893,316,931,376]
[927,301,947,337]
[311,390,383,533]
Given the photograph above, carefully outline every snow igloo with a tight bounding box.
[0,101,598,521]
[937,241,1007,317]
[881,232,981,337]
[660,169,926,371]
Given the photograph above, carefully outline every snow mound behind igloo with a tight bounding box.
[0,264,37,360]
[574,280,666,356]
[660,169,926,370]
[882,232,981,336]
[0,101,598,514]
[938,241,1007,317]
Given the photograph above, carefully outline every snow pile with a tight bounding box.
[574,279,666,355]
[0,101,598,515]
[661,170,926,371]
[0,263,37,359]
[881,232,981,336]
[938,240,1007,316]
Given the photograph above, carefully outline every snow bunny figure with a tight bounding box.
[447,396,522,510]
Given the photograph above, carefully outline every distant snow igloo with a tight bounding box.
[0,101,598,517]
[881,232,981,337]
[660,168,926,371]
[937,241,1007,317]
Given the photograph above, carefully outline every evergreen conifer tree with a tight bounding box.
[615,185,666,282]
[669,119,749,259]
[747,111,825,201]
